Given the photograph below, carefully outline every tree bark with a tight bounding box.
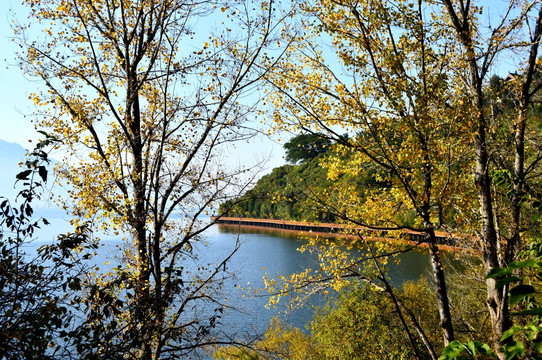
[440,2,507,356]
[427,233,454,346]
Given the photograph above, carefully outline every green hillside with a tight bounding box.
[219,134,381,223]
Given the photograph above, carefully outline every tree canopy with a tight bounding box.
[283,133,332,164]
[14,0,289,357]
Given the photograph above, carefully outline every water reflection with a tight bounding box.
[23,221,477,344]
[208,223,476,336]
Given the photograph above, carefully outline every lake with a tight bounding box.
[202,224,442,337]
[23,216,457,347]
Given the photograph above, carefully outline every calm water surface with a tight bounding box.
[25,217,458,339]
[205,224,439,336]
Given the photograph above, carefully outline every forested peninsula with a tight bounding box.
[219,133,395,224]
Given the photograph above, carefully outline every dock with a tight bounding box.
[211,216,472,251]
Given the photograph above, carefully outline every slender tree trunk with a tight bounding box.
[427,232,455,346]
[368,244,439,360]
[474,89,509,358]
[473,108,509,350]
[440,3,508,355]
[420,133,455,346]
[507,105,526,264]
[127,74,153,359]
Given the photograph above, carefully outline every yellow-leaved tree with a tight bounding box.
[266,0,474,353]
[14,0,289,358]
[440,2,542,356]
[265,0,542,358]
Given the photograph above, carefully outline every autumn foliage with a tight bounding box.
[5,0,542,359]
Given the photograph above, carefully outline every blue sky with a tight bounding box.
[0,0,287,175]
[0,1,527,172]
[0,1,38,147]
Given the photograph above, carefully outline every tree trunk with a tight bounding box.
[474,110,509,354]
[427,235,454,346]
[440,3,508,355]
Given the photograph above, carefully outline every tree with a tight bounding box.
[15,0,288,357]
[439,1,542,356]
[283,133,332,164]
[266,0,475,349]
[218,154,339,222]
[0,134,94,359]
[265,0,542,357]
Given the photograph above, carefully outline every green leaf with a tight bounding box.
[495,276,522,289]
[476,343,495,355]
[509,258,540,270]
[466,341,477,355]
[465,341,495,357]
[488,259,542,280]
[504,341,525,360]
[509,284,536,305]
[487,267,513,278]
[439,341,495,359]
[510,307,542,316]
[439,341,467,360]
[524,324,541,341]
[501,326,523,342]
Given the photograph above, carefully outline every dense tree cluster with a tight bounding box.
[282,133,332,164]
[219,133,391,223]
[219,133,336,222]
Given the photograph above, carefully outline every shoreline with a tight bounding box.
[212,217,476,253]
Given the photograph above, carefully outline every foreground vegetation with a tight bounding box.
[215,262,491,360]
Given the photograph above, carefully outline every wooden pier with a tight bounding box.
[211,216,471,251]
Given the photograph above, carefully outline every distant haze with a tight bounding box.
[0,139,29,200]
